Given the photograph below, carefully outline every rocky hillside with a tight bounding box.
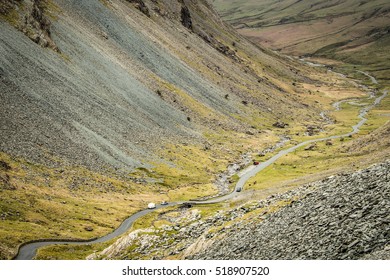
[188,161,390,260]
[0,0,324,172]
[2,0,383,260]
[3,0,358,260]
[87,161,389,260]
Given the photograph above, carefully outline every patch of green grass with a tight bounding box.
[330,36,390,87]
[0,5,20,26]
[0,152,169,260]
[146,132,280,202]
[192,203,226,218]
[132,211,160,231]
[148,144,227,201]
[40,0,62,20]
[35,241,112,260]
[241,89,389,190]
[359,95,390,135]
[245,134,363,192]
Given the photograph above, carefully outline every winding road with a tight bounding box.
[14,76,387,260]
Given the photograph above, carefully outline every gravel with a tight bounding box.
[190,161,390,260]
[0,0,241,172]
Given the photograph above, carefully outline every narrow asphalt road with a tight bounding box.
[14,84,387,260]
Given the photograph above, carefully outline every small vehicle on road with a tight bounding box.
[253,161,260,165]
[181,202,193,208]
[148,203,156,209]
[161,201,168,205]
[236,187,242,192]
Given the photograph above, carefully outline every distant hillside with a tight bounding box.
[212,0,390,83]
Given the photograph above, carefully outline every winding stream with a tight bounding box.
[14,81,387,260]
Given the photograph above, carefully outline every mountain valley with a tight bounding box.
[1,0,389,260]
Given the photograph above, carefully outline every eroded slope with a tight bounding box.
[1,0,324,171]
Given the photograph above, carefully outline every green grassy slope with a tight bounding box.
[212,0,389,27]
[211,0,390,85]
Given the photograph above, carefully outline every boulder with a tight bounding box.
[273,121,288,128]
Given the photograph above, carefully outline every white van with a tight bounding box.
[148,203,156,209]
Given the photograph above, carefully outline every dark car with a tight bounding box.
[253,161,260,165]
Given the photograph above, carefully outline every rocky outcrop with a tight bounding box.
[0,160,14,191]
[212,153,251,196]
[190,161,390,260]
[272,121,288,128]
[304,143,317,151]
[0,0,20,14]
[180,6,192,30]
[306,124,322,136]
[0,160,11,171]
[88,209,204,260]
[1,0,59,51]
[126,0,150,17]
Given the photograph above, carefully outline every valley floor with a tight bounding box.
[1,0,389,261]
[10,68,390,260]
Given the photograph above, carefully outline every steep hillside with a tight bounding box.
[1,0,323,172]
[0,0,373,259]
[0,0,315,259]
[212,0,390,84]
